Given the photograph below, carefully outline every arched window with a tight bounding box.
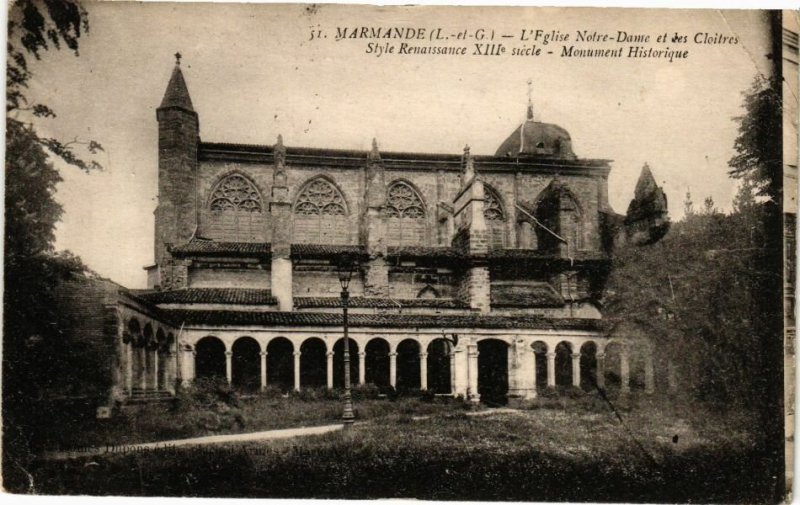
[386,181,427,246]
[209,174,263,212]
[203,173,265,241]
[483,185,507,249]
[293,177,349,244]
[533,180,584,254]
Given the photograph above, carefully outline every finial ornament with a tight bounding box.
[175,52,182,66]
[462,144,475,183]
[368,137,381,162]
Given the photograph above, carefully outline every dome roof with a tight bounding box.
[495,107,575,159]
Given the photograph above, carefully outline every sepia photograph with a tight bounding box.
[2,1,795,502]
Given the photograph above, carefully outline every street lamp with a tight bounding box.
[337,252,357,427]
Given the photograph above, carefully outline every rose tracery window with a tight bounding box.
[209,174,263,213]
[293,178,349,244]
[386,181,427,246]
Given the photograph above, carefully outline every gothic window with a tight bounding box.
[484,185,507,249]
[386,181,427,246]
[203,173,266,242]
[293,177,349,244]
[209,174,263,212]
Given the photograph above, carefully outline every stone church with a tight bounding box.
[98,57,669,410]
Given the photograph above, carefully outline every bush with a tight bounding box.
[351,383,381,401]
[291,386,340,402]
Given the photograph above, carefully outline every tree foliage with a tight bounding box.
[7,0,102,171]
[728,75,782,201]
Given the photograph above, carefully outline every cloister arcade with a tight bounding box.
[144,328,662,403]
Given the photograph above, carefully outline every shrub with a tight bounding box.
[352,383,381,401]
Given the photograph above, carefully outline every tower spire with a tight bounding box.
[159,53,194,112]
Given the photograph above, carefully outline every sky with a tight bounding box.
[15,3,773,288]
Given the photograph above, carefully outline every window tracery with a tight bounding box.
[294,178,347,216]
[386,182,426,219]
[484,188,505,221]
[209,174,263,212]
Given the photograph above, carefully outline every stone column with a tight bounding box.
[508,340,536,401]
[467,344,480,403]
[181,346,194,386]
[420,352,428,391]
[644,354,655,394]
[452,346,469,397]
[571,352,581,388]
[152,350,160,391]
[293,351,301,391]
[126,344,133,395]
[260,351,268,391]
[225,351,233,384]
[667,359,678,394]
[389,352,398,388]
[139,347,147,390]
[546,351,556,388]
[620,346,630,395]
[326,351,334,389]
[166,351,177,394]
[596,353,606,389]
[358,352,366,385]
[449,350,456,395]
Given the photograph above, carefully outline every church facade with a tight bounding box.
[108,58,669,407]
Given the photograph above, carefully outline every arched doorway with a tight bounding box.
[532,341,548,390]
[333,338,359,389]
[580,341,598,391]
[365,338,390,390]
[300,338,326,388]
[195,336,226,380]
[396,339,421,392]
[427,338,452,394]
[555,341,573,388]
[267,337,294,392]
[478,339,509,406]
[232,337,261,391]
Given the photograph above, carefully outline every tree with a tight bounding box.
[728,75,782,201]
[4,0,99,490]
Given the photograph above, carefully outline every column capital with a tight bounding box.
[571,352,581,359]
[225,351,233,357]
[327,351,334,358]
[260,351,268,357]
[596,353,606,359]
[419,352,429,358]
[546,351,556,359]
[358,351,366,357]
[389,352,398,357]
[293,351,302,357]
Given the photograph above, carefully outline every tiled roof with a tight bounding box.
[488,249,610,261]
[491,283,564,308]
[294,297,467,309]
[163,309,604,331]
[137,288,277,305]
[290,244,366,257]
[387,246,461,259]
[170,240,271,257]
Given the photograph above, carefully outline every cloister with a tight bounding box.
[121,314,662,404]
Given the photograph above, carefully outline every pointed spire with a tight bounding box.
[368,137,381,162]
[634,162,657,201]
[159,53,194,111]
[274,134,287,186]
[526,79,534,121]
[462,144,475,183]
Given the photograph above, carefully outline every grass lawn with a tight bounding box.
[20,394,780,502]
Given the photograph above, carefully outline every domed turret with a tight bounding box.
[495,104,576,159]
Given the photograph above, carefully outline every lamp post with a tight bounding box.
[337,253,357,427]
